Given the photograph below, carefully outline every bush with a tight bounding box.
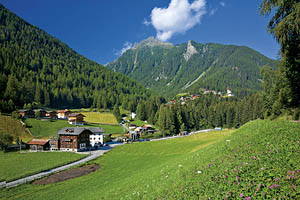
[292,109,300,120]
[11,111,21,119]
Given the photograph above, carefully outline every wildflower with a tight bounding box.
[197,170,202,174]
[292,185,296,189]
[275,185,280,188]
[239,193,243,198]
[244,197,251,200]
[165,175,168,178]
[290,175,295,179]
[270,185,274,189]
[178,164,182,168]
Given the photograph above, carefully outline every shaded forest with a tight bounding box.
[0,4,150,113]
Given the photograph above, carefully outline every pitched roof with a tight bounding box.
[57,127,104,136]
[57,109,70,113]
[27,139,49,145]
[68,113,85,117]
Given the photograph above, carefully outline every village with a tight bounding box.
[167,88,234,105]
[16,109,157,152]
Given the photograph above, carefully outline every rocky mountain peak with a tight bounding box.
[133,37,173,49]
[183,40,198,61]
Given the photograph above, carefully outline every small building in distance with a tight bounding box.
[45,111,58,120]
[49,136,60,151]
[18,109,35,119]
[128,124,137,130]
[57,127,92,152]
[27,139,50,151]
[57,109,71,119]
[68,113,85,125]
[227,88,234,97]
[34,109,47,118]
[142,124,155,134]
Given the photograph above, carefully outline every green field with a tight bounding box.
[24,119,73,138]
[0,151,86,182]
[80,112,118,125]
[24,118,124,138]
[0,129,230,199]
[1,119,300,199]
[0,114,32,142]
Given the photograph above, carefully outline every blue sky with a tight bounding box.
[0,0,279,65]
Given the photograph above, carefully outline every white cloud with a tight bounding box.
[209,8,218,16]
[115,42,133,56]
[220,2,225,7]
[149,0,206,41]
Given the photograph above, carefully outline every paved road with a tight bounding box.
[121,123,130,131]
[5,142,123,189]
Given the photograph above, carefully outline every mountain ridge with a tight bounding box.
[107,39,278,97]
[0,4,150,112]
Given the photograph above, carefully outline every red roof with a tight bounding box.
[142,124,153,128]
[27,139,49,145]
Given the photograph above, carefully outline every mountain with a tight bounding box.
[107,37,278,97]
[0,4,150,112]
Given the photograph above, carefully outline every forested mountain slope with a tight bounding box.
[107,37,278,97]
[0,4,150,111]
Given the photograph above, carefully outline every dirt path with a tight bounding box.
[32,164,99,185]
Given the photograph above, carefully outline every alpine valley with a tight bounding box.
[107,37,278,97]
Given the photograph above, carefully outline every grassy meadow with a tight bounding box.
[0,151,86,182]
[24,118,123,138]
[80,112,118,125]
[1,119,300,199]
[24,119,72,138]
[0,129,231,199]
[0,114,32,142]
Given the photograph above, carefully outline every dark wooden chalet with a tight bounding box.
[46,111,58,119]
[18,109,35,118]
[27,139,50,151]
[57,127,93,152]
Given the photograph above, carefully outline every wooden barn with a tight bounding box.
[46,111,58,119]
[68,113,85,125]
[57,109,71,119]
[49,136,60,151]
[57,127,92,152]
[27,139,50,151]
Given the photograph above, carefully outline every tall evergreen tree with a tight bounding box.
[260,0,300,108]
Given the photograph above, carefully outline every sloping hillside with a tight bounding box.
[108,37,278,97]
[0,4,150,111]
[1,119,299,199]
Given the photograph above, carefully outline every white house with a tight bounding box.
[131,112,136,119]
[227,88,234,97]
[89,127,104,147]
